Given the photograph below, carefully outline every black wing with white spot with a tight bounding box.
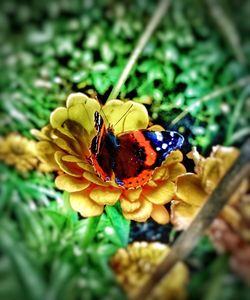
[142,130,184,167]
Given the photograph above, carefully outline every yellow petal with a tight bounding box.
[143,181,176,205]
[211,145,239,172]
[83,171,109,186]
[120,198,141,213]
[170,200,200,230]
[62,155,85,163]
[146,180,158,188]
[123,197,152,222]
[50,107,68,128]
[89,186,121,205]
[53,124,76,141]
[187,146,204,167]
[103,100,149,134]
[67,104,96,137]
[168,163,186,181]
[36,141,60,170]
[201,157,221,194]
[66,92,92,107]
[152,166,169,181]
[176,173,208,206]
[52,137,79,155]
[163,150,183,166]
[66,93,100,136]
[51,127,83,154]
[59,122,90,153]
[77,162,94,173]
[151,205,170,224]
[148,125,165,131]
[55,151,83,177]
[123,187,142,202]
[70,191,104,217]
[55,174,90,192]
[31,126,51,141]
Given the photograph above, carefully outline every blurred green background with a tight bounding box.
[0,0,250,299]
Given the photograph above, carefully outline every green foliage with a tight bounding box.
[187,237,250,300]
[0,163,128,300]
[0,0,249,150]
[0,0,250,299]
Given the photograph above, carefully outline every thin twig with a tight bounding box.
[107,0,171,101]
[205,0,246,64]
[170,76,250,126]
[133,138,250,300]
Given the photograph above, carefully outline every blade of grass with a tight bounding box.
[170,76,250,127]
[205,0,246,64]
[107,0,171,101]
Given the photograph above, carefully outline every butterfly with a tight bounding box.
[90,110,184,189]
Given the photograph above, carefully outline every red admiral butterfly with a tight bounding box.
[90,111,184,189]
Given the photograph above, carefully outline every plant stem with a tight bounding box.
[225,94,249,146]
[133,138,250,300]
[170,76,250,126]
[107,0,171,101]
[205,0,246,64]
[81,216,100,247]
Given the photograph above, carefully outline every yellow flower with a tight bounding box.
[0,133,38,174]
[33,93,186,224]
[209,178,250,284]
[171,146,240,230]
[110,241,189,300]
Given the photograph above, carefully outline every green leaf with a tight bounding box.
[105,205,130,247]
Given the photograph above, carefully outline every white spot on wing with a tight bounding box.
[156,147,161,151]
[170,132,174,137]
[162,143,168,150]
[155,132,163,141]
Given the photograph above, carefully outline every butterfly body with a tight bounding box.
[90,111,184,189]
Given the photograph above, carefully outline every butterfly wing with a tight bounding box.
[142,130,184,166]
[90,112,114,181]
[114,130,184,188]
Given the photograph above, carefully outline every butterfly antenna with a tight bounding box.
[113,104,133,128]
[99,105,110,126]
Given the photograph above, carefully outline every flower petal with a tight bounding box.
[50,107,68,128]
[123,187,142,202]
[152,166,169,181]
[77,162,95,172]
[66,93,100,136]
[89,186,121,205]
[170,200,200,230]
[176,173,208,206]
[151,205,170,224]
[52,137,79,155]
[123,197,152,222]
[36,141,60,170]
[201,157,221,193]
[120,198,141,213]
[55,174,90,192]
[143,181,176,205]
[55,151,83,177]
[66,92,91,107]
[103,100,149,134]
[31,126,52,141]
[62,155,85,163]
[83,171,109,186]
[163,150,183,166]
[168,163,186,181]
[70,191,104,217]
[211,145,239,171]
[148,125,165,131]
